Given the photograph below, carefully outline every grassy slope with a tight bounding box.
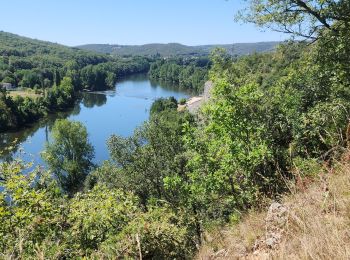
[197,153,350,259]
[77,42,280,56]
[8,89,42,99]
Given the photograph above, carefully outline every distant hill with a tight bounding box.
[0,31,151,131]
[0,31,108,65]
[0,31,151,93]
[77,42,281,57]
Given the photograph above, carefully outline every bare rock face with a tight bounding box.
[203,202,289,259]
[185,81,213,114]
[203,81,213,101]
[254,202,288,252]
[262,202,288,249]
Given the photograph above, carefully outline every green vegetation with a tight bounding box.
[0,76,75,131]
[179,97,187,105]
[77,42,280,57]
[1,0,350,258]
[42,119,95,195]
[0,32,150,91]
[0,161,194,259]
[149,57,209,93]
[150,96,178,115]
[0,32,150,131]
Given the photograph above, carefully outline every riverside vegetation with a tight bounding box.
[1,0,350,258]
[0,32,208,133]
[148,56,210,93]
[0,31,150,132]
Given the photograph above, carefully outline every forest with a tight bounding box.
[0,32,151,90]
[0,32,150,131]
[1,0,350,258]
[0,32,212,132]
[148,57,210,93]
[77,41,279,57]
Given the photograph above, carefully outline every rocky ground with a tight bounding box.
[196,153,350,259]
[178,81,213,114]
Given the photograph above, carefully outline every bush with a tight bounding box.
[150,97,178,115]
[179,97,187,105]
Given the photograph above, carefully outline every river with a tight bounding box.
[0,74,190,166]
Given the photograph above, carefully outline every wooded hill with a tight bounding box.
[0,31,150,131]
[77,42,280,56]
[0,31,109,70]
[0,31,151,90]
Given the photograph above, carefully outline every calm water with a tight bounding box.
[0,74,190,166]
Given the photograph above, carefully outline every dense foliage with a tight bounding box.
[1,0,350,257]
[77,42,280,57]
[0,32,150,131]
[149,57,210,93]
[0,76,75,131]
[0,161,195,259]
[42,119,95,195]
[239,0,350,40]
[150,96,178,115]
[0,32,150,91]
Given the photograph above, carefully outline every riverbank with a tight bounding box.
[0,75,190,165]
[178,81,213,113]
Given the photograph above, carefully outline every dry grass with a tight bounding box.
[197,155,350,260]
[177,104,187,112]
[8,89,42,99]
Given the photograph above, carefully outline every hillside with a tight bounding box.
[76,42,280,56]
[0,31,149,71]
[1,7,350,259]
[0,31,150,131]
[197,152,350,259]
[0,31,104,64]
[1,0,350,258]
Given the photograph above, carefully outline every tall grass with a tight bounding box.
[197,153,350,259]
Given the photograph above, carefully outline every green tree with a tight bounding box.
[150,97,178,115]
[0,160,63,256]
[67,185,139,253]
[42,119,95,195]
[89,109,194,206]
[238,0,350,40]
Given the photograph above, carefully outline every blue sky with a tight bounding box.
[1,0,286,46]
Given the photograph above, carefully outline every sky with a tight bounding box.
[0,0,287,46]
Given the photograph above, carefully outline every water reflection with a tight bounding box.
[0,109,76,161]
[81,93,107,108]
[0,74,190,165]
[149,78,197,95]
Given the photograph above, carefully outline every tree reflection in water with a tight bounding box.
[81,92,107,108]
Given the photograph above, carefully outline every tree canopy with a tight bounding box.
[238,0,350,40]
[0,32,151,132]
[42,119,95,195]
[1,0,350,257]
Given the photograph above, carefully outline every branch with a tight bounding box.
[136,233,142,260]
[272,23,318,40]
[293,0,332,29]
